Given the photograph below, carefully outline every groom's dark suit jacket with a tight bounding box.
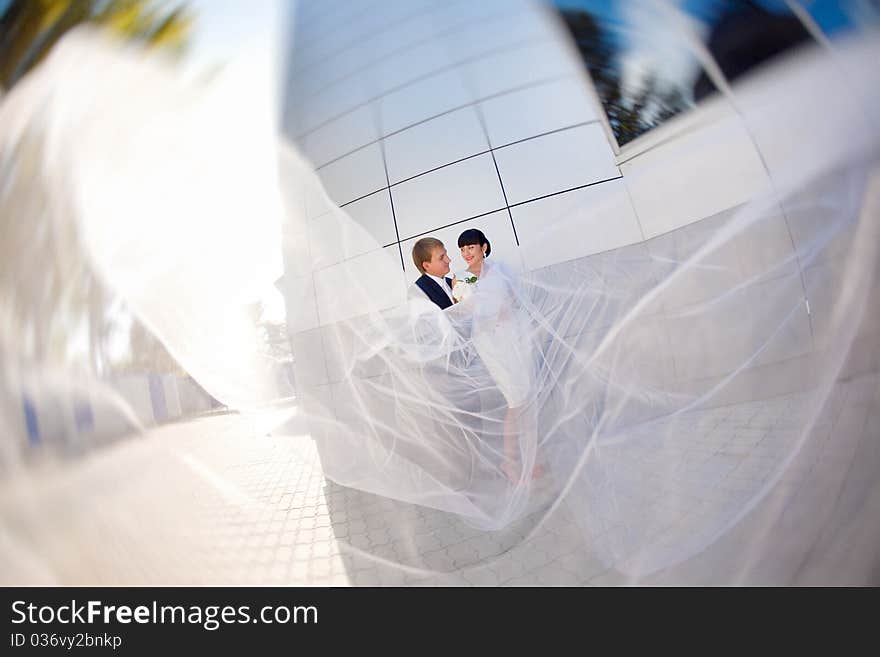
[415,274,454,310]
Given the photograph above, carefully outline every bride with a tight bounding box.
[450,228,544,483]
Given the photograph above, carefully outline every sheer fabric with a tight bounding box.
[277,91,880,575]
[0,17,878,583]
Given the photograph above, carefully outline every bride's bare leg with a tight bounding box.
[501,406,519,482]
[501,406,544,483]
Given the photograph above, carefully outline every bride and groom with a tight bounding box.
[409,229,487,310]
[409,229,544,483]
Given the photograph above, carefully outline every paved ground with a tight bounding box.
[1,373,878,586]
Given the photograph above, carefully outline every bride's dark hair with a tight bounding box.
[457,228,491,257]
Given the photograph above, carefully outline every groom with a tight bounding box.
[410,237,455,309]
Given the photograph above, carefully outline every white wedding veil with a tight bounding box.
[1,1,879,584]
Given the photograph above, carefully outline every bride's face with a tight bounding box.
[460,243,486,268]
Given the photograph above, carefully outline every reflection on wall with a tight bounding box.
[547,0,877,146]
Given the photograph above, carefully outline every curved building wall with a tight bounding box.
[280,0,880,420]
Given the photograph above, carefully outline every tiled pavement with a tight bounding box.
[1,373,877,586]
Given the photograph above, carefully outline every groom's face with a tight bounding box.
[423,246,451,277]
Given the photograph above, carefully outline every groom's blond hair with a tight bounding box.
[412,237,444,275]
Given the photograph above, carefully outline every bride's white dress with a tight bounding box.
[452,261,534,409]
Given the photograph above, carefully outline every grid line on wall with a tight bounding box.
[326,119,597,207]
[333,119,602,206]
[473,102,519,246]
[292,42,564,144]
[322,123,619,271]
[289,5,621,275]
[295,2,541,104]
[310,74,570,170]
[295,0,480,99]
[327,173,626,277]
[392,176,625,245]
[390,205,507,247]
[291,1,452,76]
[506,176,623,210]
[374,103,406,272]
[329,118,599,195]
[338,187,391,211]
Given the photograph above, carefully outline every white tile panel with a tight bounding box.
[440,2,560,62]
[479,76,599,148]
[663,275,811,382]
[383,107,489,184]
[282,104,307,142]
[302,1,484,107]
[390,153,506,240]
[300,5,414,78]
[384,242,406,272]
[290,327,328,387]
[621,114,771,239]
[308,214,340,270]
[802,257,879,354]
[296,383,335,443]
[309,191,396,269]
[316,142,387,207]
[295,59,351,98]
[298,82,373,137]
[399,209,520,284]
[361,40,454,100]
[326,0,541,89]
[512,179,643,270]
[572,315,675,391]
[321,321,391,385]
[341,3,459,77]
[321,325,351,386]
[731,43,873,197]
[494,123,620,206]
[277,161,317,276]
[342,189,399,248]
[280,217,312,280]
[644,206,800,313]
[301,104,378,168]
[295,1,420,74]
[314,44,389,96]
[295,54,360,99]
[415,0,524,36]
[303,175,335,221]
[314,246,408,325]
[458,40,580,101]
[377,68,473,136]
[277,274,320,334]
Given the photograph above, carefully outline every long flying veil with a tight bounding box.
[278,124,880,579]
[1,2,879,584]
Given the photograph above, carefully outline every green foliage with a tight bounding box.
[0,0,194,91]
